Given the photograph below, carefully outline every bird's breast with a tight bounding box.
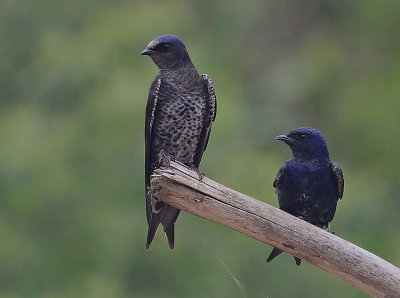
[150,84,208,166]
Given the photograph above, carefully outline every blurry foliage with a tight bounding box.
[0,0,399,297]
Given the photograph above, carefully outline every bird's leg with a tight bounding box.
[328,223,336,234]
[320,222,335,234]
[190,166,205,181]
[159,149,175,167]
[147,183,161,196]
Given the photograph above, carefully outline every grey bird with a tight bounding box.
[141,34,217,249]
[266,127,344,265]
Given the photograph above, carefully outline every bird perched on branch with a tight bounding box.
[141,34,217,249]
[267,127,344,265]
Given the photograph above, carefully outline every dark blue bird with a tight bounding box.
[141,34,217,249]
[267,127,344,265]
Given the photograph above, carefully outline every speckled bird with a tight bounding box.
[267,127,344,265]
[141,34,217,249]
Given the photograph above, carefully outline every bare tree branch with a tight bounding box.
[149,159,400,297]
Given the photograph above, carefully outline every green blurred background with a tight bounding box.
[1,0,400,297]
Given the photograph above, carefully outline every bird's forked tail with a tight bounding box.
[146,213,161,249]
[266,247,302,265]
[146,203,180,249]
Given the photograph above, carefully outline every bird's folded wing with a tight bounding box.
[330,161,344,199]
[192,75,217,166]
[145,76,162,225]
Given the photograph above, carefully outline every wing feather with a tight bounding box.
[193,74,217,166]
[273,166,285,188]
[201,74,217,122]
[145,76,162,225]
[330,162,344,199]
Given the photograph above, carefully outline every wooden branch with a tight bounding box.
[149,160,400,297]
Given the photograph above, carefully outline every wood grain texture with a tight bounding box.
[150,161,400,297]
[149,160,400,297]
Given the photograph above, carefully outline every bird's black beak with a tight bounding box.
[276,135,296,145]
[140,48,154,56]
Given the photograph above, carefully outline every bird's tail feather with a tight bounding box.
[294,256,302,266]
[266,247,283,263]
[164,224,175,249]
[146,213,161,249]
[146,203,180,249]
[160,204,180,229]
[267,247,302,265]
[160,205,180,249]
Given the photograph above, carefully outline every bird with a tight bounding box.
[266,127,344,265]
[141,34,217,249]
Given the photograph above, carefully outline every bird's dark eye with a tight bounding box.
[291,133,308,140]
[153,43,171,52]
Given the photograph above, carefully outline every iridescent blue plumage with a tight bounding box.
[267,127,344,265]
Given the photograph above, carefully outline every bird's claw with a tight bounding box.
[147,184,162,196]
[159,150,175,167]
[190,166,204,181]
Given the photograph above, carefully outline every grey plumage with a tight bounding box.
[142,34,216,249]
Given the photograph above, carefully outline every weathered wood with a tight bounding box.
[149,159,400,297]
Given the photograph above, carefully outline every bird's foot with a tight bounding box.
[147,184,162,197]
[190,166,204,181]
[325,222,332,233]
[159,150,175,167]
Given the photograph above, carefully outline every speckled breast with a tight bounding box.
[150,77,208,171]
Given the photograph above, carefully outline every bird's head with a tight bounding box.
[276,127,330,161]
[141,34,193,70]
